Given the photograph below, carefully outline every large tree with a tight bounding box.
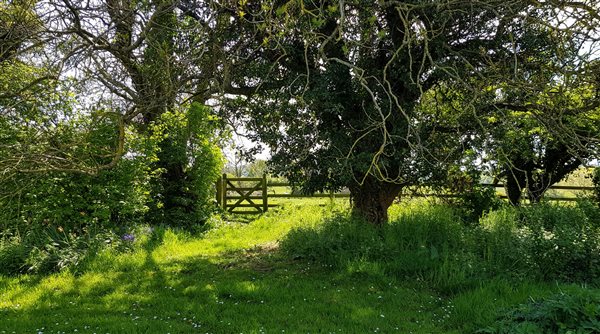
[487,84,600,205]
[471,27,600,205]
[1,0,248,224]
[224,0,599,224]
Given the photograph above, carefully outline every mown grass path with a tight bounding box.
[0,202,580,333]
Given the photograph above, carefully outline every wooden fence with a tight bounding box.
[216,174,595,214]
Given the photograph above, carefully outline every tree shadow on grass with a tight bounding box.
[0,232,448,334]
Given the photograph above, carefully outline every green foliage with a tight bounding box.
[0,223,141,275]
[474,54,598,205]
[0,128,153,275]
[0,112,153,231]
[458,186,504,223]
[281,204,476,290]
[231,2,470,190]
[1,65,224,274]
[477,290,600,334]
[227,0,599,225]
[476,202,600,281]
[0,0,41,62]
[146,103,224,226]
[518,203,600,281]
[282,201,600,290]
[0,96,153,275]
[246,160,268,178]
[438,167,504,223]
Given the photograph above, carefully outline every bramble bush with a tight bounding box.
[518,203,600,281]
[478,202,600,281]
[454,185,503,224]
[0,111,152,227]
[0,115,151,274]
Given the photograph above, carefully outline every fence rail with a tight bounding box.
[217,175,595,214]
[264,182,594,200]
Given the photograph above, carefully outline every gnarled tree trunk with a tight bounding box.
[505,169,527,206]
[526,149,583,204]
[349,176,404,226]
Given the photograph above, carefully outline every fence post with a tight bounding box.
[262,174,268,212]
[216,176,222,208]
[222,173,227,210]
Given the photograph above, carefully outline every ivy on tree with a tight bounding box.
[225,0,600,224]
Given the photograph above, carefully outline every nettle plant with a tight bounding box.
[477,289,600,334]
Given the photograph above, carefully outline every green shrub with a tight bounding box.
[435,167,503,223]
[0,223,148,275]
[1,101,223,234]
[6,167,150,231]
[0,112,157,275]
[0,112,153,233]
[518,203,600,281]
[576,199,600,227]
[0,236,29,275]
[146,103,224,226]
[477,289,600,334]
[456,185,504,224]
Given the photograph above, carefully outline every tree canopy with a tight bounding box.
[1,0,599,225]
[221,0,600,223]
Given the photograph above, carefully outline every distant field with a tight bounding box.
[261,167,596,203]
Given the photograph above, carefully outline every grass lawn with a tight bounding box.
[0,200,593,333]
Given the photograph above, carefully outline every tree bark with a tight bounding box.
[505,169,526,206]
[349,176,404,226]
[526,150,582,204]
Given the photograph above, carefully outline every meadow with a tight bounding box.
[1,199,600,333]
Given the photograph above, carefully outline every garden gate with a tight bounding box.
[216,174,268,214]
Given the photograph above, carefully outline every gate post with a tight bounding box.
[262,174,268,212]
[216,176,222,208]
[221,173,227,210]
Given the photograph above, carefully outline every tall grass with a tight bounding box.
[281,200,600,292]
[280,203,476,291]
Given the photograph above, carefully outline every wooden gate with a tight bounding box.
[216,174,268,214]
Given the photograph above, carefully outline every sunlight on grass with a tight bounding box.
[147,202,339,263]
[1,200,597,333]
